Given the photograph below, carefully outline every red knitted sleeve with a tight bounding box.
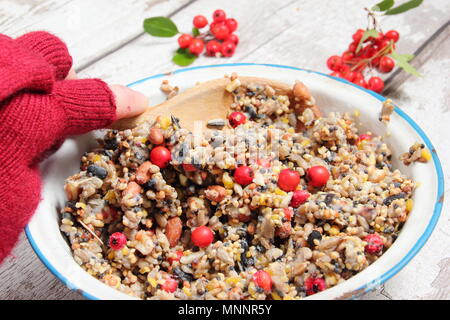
[0,32,117,263]
[0,34,54,101]
[16,31,73,80]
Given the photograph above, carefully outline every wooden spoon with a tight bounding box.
[112,76,319,132]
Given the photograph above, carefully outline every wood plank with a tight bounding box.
[79,0,450,84]
[0,0,192,69]
[78,0,296,82]
[384,20,450,93]
[0,233,84,300]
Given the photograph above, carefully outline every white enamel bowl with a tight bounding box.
[26,63,444,300]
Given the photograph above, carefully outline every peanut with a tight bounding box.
[135,161,153,184]
[275,222,292,239]
[148,127,164,145]
[123,181,142,197]
[165,217,182,247]
[205,185,227,203]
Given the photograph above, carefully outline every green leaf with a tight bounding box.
[402,53,415,62]
[390,51,422,76]
[172,49,197,66]
[192,27,200,37]
[372,0,395,11]
[143,16,179,37]
[385,0,423,15]
[356,29,379,53]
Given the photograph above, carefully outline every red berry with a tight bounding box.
[307,165,329,188]
[368,76,384,93]
[339,64,351,75]
[364,233,384,254]
[358,134,372,143]
[109,232,127,250]
[305,277,327,296]
[326,55,343,71]
[253,270,272,292]
[228,111,246,128]
[342,51,354,63]
[372,32,384,45]
[361,45,377,58]
[150,146,172,168]
[290,190,310,207]
[353,77,368,89]
[188,38,204,55]
[212,23,230,40]
[182,163,197,172]
[161,278,178,293]
[234,166,254,186]
[209,21,223,32]
[371,57,381,67]
[329,71,343,78]
[191,226,214,248]
[278,169,300,192]
[378,38,391,50]
[221,41,236,57]
[213,9,226,22]
[378,56,395,73]
[344,71,358,82]
[353,72,364,81]
[225,18,238,32]
[348,42,358,53]
[177,33,193,49]
[168,250,183,264]
[226,33,239,45]
[206,40,222,56]
[283,207,294,221]
[385,30,400,43]
[352,29,365,42]
[193,15,208,28]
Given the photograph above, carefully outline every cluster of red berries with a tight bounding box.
[327,29,400,93]
[177,9,239,57]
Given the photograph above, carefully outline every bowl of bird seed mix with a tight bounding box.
[26,64,443,300]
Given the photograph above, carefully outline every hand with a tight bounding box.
[66,68,148,120]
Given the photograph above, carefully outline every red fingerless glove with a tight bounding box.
[0,31,117,263]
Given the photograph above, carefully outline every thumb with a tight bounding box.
[109,84,149,120]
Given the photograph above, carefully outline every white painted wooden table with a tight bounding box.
[0,0,449,300]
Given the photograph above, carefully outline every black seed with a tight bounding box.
[383,193,406,206]
[244,105,257,119]
[65,201,77,210]
[104,138,118,150]
[87,165,107,179]
[324,193,335,206]
[62,212,73,220]
[173,267,194,282]
[256,245,266,253]
[307,230,322,247]
[142,178,157,190]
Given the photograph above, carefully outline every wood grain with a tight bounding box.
[78,0,450,84]
[0,0,449,300]
[0,0,191,69]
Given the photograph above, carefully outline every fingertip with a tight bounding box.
[109,84,149,119]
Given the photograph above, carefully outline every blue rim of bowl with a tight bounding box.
[25,63,444,300]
